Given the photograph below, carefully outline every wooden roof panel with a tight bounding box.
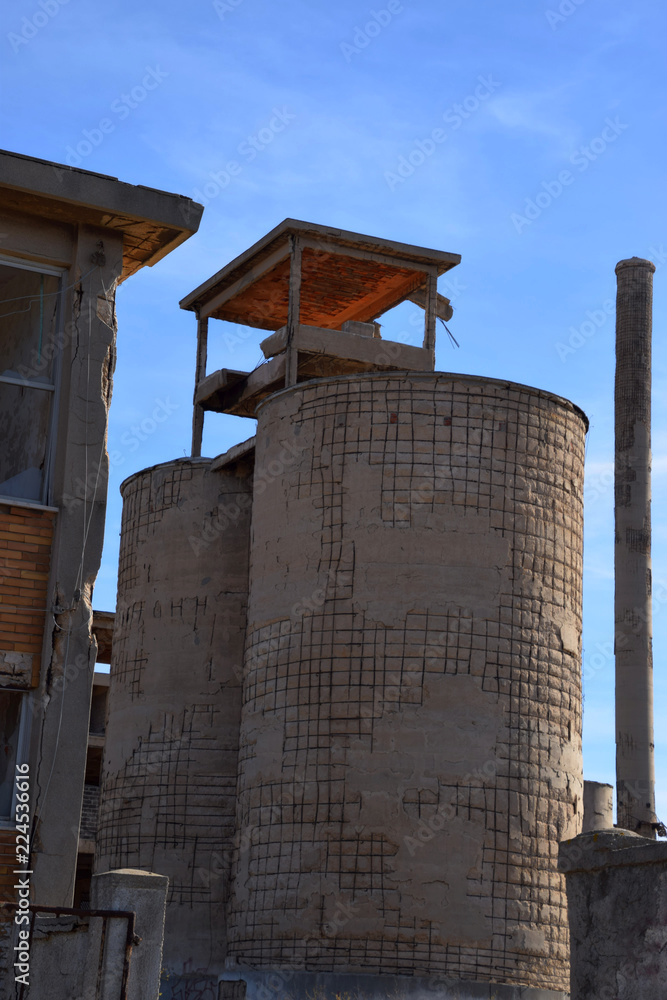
[180,219,461,328]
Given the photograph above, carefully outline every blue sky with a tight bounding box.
[3,0,667,818]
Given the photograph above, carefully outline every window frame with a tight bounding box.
[0,254,66,507]
[0,690,32,828]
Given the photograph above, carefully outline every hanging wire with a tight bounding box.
[0,263,99,321]
[439,317,460,348]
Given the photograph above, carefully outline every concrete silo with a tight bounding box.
[97,455,252,995]
[100,219,591,999]
[223,371,586,996]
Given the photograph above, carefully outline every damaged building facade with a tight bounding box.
[2,158,666,1000]
[0,149,202,995]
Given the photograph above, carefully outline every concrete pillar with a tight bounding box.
[614,257,656,836]
[91,868,169,1000]
[559,831,667,999]
[582,780,613,832]
[31,225,123,905]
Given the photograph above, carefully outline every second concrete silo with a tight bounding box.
[225,371,587,996]
[97,455,252,996]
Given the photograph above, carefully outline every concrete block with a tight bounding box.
[559,830,667,998]
[91,868,169,1000]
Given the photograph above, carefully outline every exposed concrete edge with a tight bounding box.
[254,369,589,430]
[219,970,568,1000]
[615,256,656,274]
[94,867,170,890]
[119,456,212,498]
[211,436,256,471]
[0,147,203,235]
[0,496,59,513]
[558,829,667,873]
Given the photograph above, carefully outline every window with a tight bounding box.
[0,257,63,505]
[0,691,23,820]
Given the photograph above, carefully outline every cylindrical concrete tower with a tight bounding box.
[582,781,613,833]
[226,372,587,996]
[97,457,252,994]
[614,257,656,837]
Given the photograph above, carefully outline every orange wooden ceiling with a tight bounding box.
[210,247,428,330]
[180,219,461,330]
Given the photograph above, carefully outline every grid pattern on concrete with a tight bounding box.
[227,374,586,991]
[117,462,201,595]
[97,460,251,973]
[98,706,236,904]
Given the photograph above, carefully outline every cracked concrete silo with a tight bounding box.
[225,371,587,997]
[97,456,252,995]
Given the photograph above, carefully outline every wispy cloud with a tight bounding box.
[485,90,580,155]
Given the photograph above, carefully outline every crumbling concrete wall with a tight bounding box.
[227,371,587,992]
[0,868,167,1000]
[97,458,252,994]
[559,830,667,998]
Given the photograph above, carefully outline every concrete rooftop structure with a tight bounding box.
[182,218,461,434]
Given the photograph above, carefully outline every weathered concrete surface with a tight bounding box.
[30,224,123,906]
[582,781,613,833]
[0,870,167,1000]
[19,913,93,1000]
[219,971,568,1000]
[0,148,203,280]
[227,372,587,992]
[0,154,202,925]
[260,323,434,371]
[559,830,667,998]
[97,458,252,989]
[92,868,169,1000]
[614,257,657,836]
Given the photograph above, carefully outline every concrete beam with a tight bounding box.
[260,324,433,371]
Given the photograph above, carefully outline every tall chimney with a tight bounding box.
[614,256,656,837]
